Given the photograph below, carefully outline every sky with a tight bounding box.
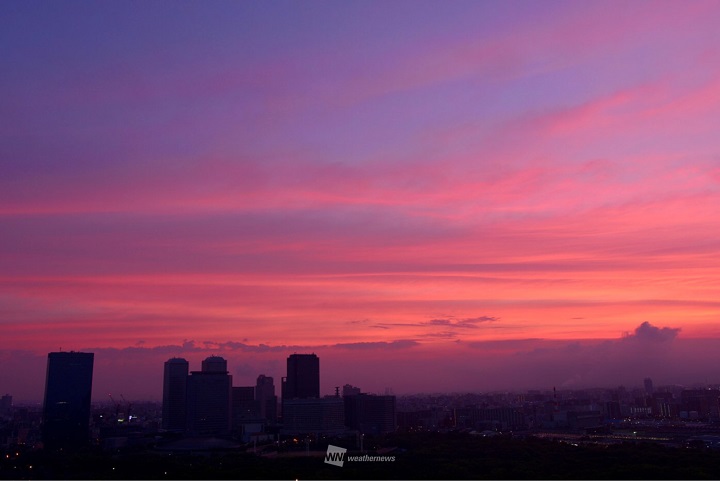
[2,0,720,402]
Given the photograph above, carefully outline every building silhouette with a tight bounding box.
[232,386,259,425]
[42,351,94,450]
[0,394,12,418]
[279,353,345,433]
[605,400,622,420]
[644,378,654,396]
[186,356,232,436]
[282,353,319,401]
[343,384,361,397]
[162,358,188,432]
[202,356,228,372]
[282,397,345,435]
[344,392,396,435]
[256,375,277,423]
[680,389,720,421]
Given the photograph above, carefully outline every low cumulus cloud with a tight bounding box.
[458,322,693,389]
[624,321,680,343]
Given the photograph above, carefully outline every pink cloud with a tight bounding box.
[3,1,720,402]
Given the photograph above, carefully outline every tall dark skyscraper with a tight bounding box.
[644,377,654,396]
[0,394,12,418]
[202,356,228,372]
[282,353,320,400]
[232,386,258,425]
[256,374,277,423]
[186,356,232,435]
[162,358,189,432]
[42,351,94,450]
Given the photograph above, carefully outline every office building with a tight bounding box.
[162,358,189,432]
[344,393,396,435]
[644,378,654,396]
[605,401,622,420]
[256,375,277,423]
[343,384,361,397]
[186,356,232,436]
[232,386,259,424]
[680,389,720,421]
[42,351,94,449]
[282,353,319,400]
[202,356,228,372]
[282,397,345,435]
[0,394,12,419]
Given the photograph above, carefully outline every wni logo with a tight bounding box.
[324,444,347,467]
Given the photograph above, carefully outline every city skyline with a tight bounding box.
[4,332,720,404]
[2,1,720,402]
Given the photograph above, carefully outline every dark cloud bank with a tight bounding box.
[3,322,719,402]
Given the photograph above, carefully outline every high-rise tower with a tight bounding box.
[256,374,277,423]
[644,377,654,396]
[282,353,320,400]
[162,358,189,432]
[42,352,94,449]
[186,356,232,435]
[201,356,227,372]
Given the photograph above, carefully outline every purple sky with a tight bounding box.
[2,0,720,401]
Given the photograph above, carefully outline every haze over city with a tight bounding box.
[2,0,720,402]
